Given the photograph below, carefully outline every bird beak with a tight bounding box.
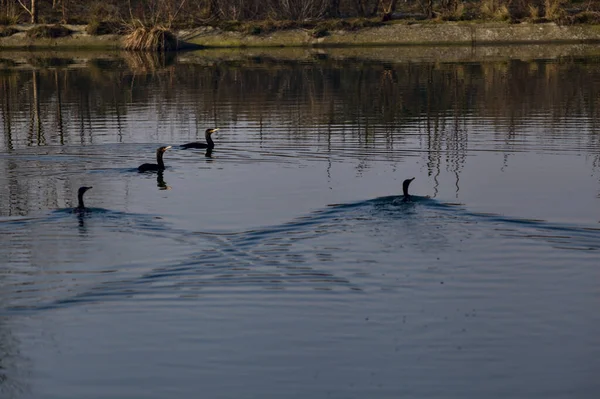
[212,128,220,133]
[165,146,172,150]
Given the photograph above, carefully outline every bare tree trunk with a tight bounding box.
[31,0,37,23]
[426,0,434,18]
[382,0,398,20]
[17,0,39,23]
[62,0,67,23]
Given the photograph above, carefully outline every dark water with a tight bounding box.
[1,48,599,398]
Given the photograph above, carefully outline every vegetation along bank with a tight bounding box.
[2,1,600,50]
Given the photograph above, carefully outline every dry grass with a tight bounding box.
[25,24,73,39]
[123,26,178,52]
[544,0,567,21]
[529,4,540,20]
[480,0,510,21]
[438,2,468,21]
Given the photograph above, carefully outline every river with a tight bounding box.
[0,47,599,398]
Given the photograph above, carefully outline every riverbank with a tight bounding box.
[3,43,600,74]
[2,22,600,50]
[183,22,600,47]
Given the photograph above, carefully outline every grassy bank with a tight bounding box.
[3,21,600,51]
[2,1,600,50]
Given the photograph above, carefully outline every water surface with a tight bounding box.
[0,48,599,398]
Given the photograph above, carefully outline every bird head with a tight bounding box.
[78,186,93,196]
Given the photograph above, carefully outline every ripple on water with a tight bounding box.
[3,194,597,313]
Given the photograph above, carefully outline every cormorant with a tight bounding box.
[138,146,172,172]
[181,128,219,149]
[402,177,415,202]
[75,186,92,211]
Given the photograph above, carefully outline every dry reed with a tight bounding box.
[123,26,178,52]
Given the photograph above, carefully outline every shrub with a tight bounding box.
[439,2,468,21]
[0,14,19,26]
[311,26,329,38]
[480,0,511,21]
[87,20,125,35]
[545,0,567,21]
[26,24,73,39]
[570,11,600,24]
[123,26,178,52]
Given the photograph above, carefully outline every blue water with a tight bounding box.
[0,50,599,398]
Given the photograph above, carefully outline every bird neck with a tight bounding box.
[204,132,215,148]
[77,192,85,209]
[205,132,214,148]
[156,152,165,169]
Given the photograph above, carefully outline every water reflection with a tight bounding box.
[1,51,600,216]
[0,49,599,399]
[77,211,88,231]
[157,171,170,190]
[2,54,598,153]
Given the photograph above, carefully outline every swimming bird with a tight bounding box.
[181,128,219,149]
[138,146,172,172]
[402,177,415,202]
[75,186,92,211]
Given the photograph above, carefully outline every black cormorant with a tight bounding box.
[402,177,415,202]
[138,146,172,172]
[181,128,219,149]
[75,186,92,211]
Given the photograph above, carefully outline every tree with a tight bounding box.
[17,0,38,23]
[382,0,399,21]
